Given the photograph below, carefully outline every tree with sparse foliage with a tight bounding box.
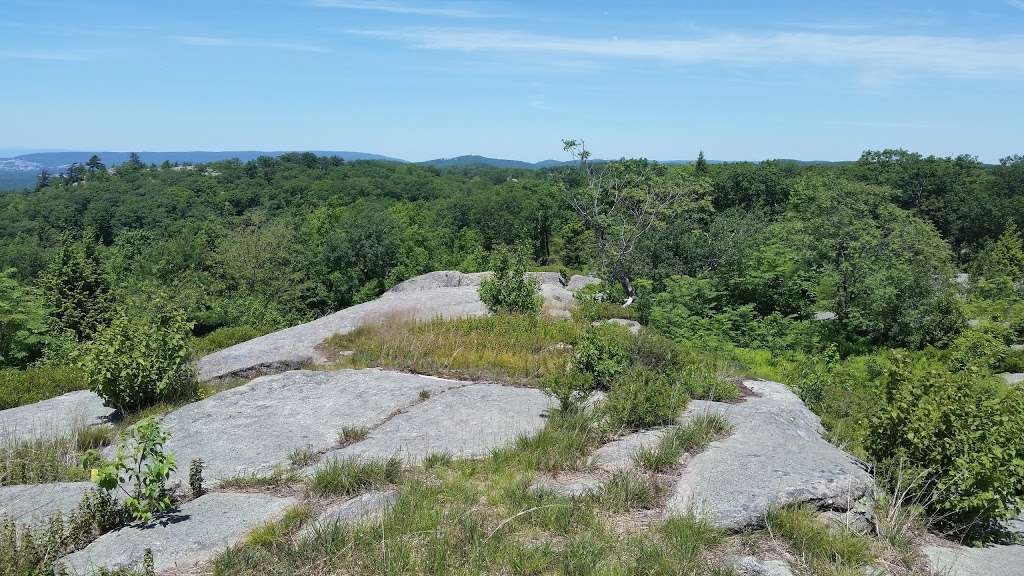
[562,138,712,303]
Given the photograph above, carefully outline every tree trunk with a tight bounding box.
[616,272,637,306]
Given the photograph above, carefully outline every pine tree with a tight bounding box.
[39,233,112,341]
[35,169,50,192]
[695,150,708,176]
[86,154,106,172]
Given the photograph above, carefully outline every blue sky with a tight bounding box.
[1,0,1023,162]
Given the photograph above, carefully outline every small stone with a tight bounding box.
[300,490,398,537]
[0,390,115,444]
[58,492,296,575]
[1000,372,1024,386]
[727,555,796,576]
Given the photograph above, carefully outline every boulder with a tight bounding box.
[0,482,96,529]
[813,311,837,321]
[567,275,601,292]
[300,490,398,537]
[1000,372,1024,386]
[317,383,555,466]
[198,271,596,381]
[665,380,874,530]
[592,318,642,335]
[0,390,114,445]
[59,492,296,575]
[148,369,462,485]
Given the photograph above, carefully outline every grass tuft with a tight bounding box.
[308,457,402,497]
[634,413,732,472]
[766,504,874,570]
[597,471,659,512]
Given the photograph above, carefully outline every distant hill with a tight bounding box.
[0,150,405,191]
[420,155,570,170]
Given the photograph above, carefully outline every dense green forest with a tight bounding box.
[2,148,1023,538]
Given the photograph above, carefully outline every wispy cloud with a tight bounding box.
[310,0,492,19]
[350,27,1024,77]
[0,50,89,61]
[1009,0,1024,9]
[173,35,331,53]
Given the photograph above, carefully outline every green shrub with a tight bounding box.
[571,323,631,387]
[604,366,687,430]
[478,245,541,315]
[80,306,195,413]
[866,353,1024,537]
[94,417,176,523]
[0,268,49,368]
[0,365,87,410]
[947,327,1010,373]
[538,366,594,411]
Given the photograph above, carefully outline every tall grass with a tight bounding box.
[326,314,580,383]
[766,504,874,572]
[0,425,114,485]
[307,457,402,497]
[634,413,732,472]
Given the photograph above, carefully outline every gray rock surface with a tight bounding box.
[665,380,874,530]
[592,318,642,335]
[924,544,1024,576]
[301,490,398,537]
[152,369,462,485]
[567,274,602,291]
[59,492,296,575]
[530,475,603,498]
[1000,372,1024,385]
[813,311,837,321]
[318,383,555,465]
[198,270,596,381]
[0,482,95,529]
[590,427,672,472]
[728,555,796,576]
[0,390,114,445]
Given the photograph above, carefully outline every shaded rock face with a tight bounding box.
[300,490,398,537]
[665,380,874,530]
[0,482,96,529]
[0,390,115,444]
[197,270,597,381]
[58,492,295,575]
[147,369,462,486]
[318,383,555,466]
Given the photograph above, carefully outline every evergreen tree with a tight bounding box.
[695,150,708,176]
[86,154,106,173]
[39,233,112,341]
[35,169,50,192]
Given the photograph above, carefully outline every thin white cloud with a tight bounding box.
[310,0,491,18]
[173,35,331,53]
[0,50,89,61]
[350,27,1024,77]
[1009,0,1024,9]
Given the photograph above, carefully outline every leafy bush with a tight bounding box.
[538,366,594,411]
[0,269,49,368]
[604,366,687,429]
[571,323,631,387]
[80,306,195,413]
[946,329,1009,373]
[478,245,541,315]
[94,417,176,523]
[866,354,1024,536]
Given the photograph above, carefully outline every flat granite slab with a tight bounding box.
[300,490,399,537]
[590,427,673,472]
[924,543,1024,576]
[197,270,596,381]
[318,383,555,465]
[150,369,462,485]
[665,380,874,530]
[59,492,296,575]
[0,482,96,529]
[0,390,114,444]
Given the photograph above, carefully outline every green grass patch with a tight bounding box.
[766,503,874,571]
[218,467,303,489]
[307,457,402,497]
[596,471,659,512]
[491,408,606,473]
[190,325,265,358]
[325,314,580,383]
[634,413,732,472]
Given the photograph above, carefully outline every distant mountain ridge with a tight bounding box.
[0,150,852,190]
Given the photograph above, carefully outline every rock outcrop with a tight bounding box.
[300,490,398,537]
[0,482,97,529]
[0,390,114,444]
[317,383,554,466]
[146,369,463,485]
[197,271,597,381]
[59,492,296,575]
[665,380,874,530]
